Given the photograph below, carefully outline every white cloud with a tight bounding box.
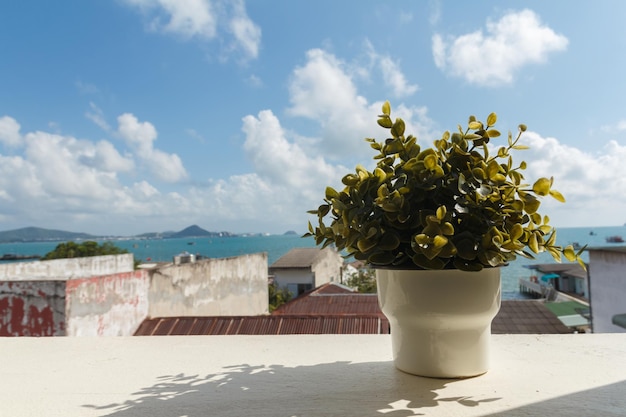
[124,0,217,39]
[432,9,568,86]
[600,119,626,133]
[378,56,418,98]
[287,48,434,160]
[122,0,261,60]
[0,116,21,147]
[365,40,418,98]
[75,80,100,95]
[85,102,111,132]
[428,0,441,26]
[228,0,261,59]
[117,113,187,182]
[513,130,626,227]
[0,115,191,234]
[242,109,344,193]
[117,113,158,154]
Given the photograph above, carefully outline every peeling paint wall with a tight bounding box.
[0,281,66,336]
[65,270,150,336]
[149,253,269,317]
[0,254,135,281]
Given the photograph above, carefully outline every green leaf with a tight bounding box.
[486,129,501,138]
[382,100,391,116]
[377,117,393,128]
[468,121,482,130]
[378,232,400,250]
[529,233,539,253]
[563,245,577,262]
[433,235,448,249]
[357,237,377,253]
[325,186,339,199]
[486,112,497,126]
[436,205,447,220]
[391,118,406,138]
[549,189,566,203]
[532,178,551,196]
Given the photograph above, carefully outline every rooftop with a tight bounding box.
[3,334,625,416]
[135,296,573,336]
[268,247,326,268]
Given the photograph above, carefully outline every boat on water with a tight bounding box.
[606,235,624,243]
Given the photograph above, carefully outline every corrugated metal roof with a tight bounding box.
[135,299,572,336]
[492,300,573,334]
[134,315,389,336]
[309,282,356,295]
[269,248,328,269]
[273,293,382,316]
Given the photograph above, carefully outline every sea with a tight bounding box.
[1,225,624,300]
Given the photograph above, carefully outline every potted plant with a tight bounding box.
[305,101,585,378]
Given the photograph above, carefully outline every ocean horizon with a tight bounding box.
[1,225,624,300]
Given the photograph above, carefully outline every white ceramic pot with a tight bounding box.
[376,267,501,378]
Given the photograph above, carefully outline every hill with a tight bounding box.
[0,227,96,243]
[0,225,239,243]
[168,225,236,238]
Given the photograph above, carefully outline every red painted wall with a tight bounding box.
[0,281,66,336]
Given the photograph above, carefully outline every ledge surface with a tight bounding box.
[2,334,625,416]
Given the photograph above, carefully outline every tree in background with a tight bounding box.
[345,268,377,293]
[42,241,129,260]
[268,282,293,313]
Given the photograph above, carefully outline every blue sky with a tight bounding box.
[1,0,626,235]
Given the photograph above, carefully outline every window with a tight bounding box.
[287,283,313,296]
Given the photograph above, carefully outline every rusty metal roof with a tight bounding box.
[492,300,572,334]
[135,299,572,336]
[134,315,389,335]
[272,284,383,317]
[309,282,356,295]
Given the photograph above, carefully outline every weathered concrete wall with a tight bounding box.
[311,248,343,286]
[0,254,135,281]
[0,281,66,336]
[272,269,314,288]
[149,253,269,317]
[588,249,626,333]
[65,270,150,336]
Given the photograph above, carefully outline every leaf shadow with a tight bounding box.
[83,360,501,416]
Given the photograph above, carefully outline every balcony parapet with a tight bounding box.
[2,334,625,416]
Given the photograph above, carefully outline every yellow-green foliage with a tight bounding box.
[305,102,585,271]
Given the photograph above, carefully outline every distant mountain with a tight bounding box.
[0,227,96,243]
[284,230,298,235]
[168,225,236,238]
[0,225,240,243]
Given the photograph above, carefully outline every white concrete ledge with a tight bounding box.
[2,334,625,416]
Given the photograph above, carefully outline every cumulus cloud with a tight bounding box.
[0,114,194,233]
[432,9,568,86]
[287,48,434,160]
[0,116,21,147]
[122,0,261,60]
[513,131,626,227]
[117,113,187,182]
[242,109,344,193]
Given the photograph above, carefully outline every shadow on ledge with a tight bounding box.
[83,360,501,416]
